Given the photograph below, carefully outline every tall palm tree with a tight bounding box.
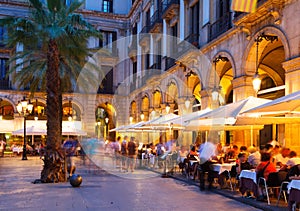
[0,0,102,182]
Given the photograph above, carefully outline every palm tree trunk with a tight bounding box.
[41,39,65,183]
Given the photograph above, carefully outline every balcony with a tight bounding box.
[0,79,11,90]
[162,0,179,20]
[164,57,176,71]
[174,34,199,58]
[139,25,150,46]
[128,39,137,58]
[208,12,232,42]
[149,10,163,33]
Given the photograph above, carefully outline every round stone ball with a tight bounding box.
[69,174,82,187]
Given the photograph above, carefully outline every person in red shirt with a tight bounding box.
[255,152,277,201]
[256,152,277,180]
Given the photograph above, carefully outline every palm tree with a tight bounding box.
[0,0,102,182]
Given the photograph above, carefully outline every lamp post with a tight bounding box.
[140,112,145,121]
[96,121,101,139]
[105,117,109,139]
[252,33,278,93]
[212,55,229,101]
[165,103,170,114]
[17,97,33,160]
[0,98,3,120]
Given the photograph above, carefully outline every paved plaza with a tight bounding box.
[0,156,288,211]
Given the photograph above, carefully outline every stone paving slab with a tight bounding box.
[0,156,288,211]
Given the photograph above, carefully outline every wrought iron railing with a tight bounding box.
[0,79,11,90]
[150,10,163,31]
[208,12,232,41]
[162,0,179,16]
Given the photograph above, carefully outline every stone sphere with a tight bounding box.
[70,174,82,187]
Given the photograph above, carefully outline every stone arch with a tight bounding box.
[243,26,290,76]
[166,80,178,103]
[0,98,14,120]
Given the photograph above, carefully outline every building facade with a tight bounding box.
[0,0,300,152]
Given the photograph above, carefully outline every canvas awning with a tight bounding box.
[12,126,47,136]
[185,97,271,130]
[242,90,300,116]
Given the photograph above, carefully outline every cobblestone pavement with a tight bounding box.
[0,156,265,211]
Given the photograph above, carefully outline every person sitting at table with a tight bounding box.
[225,145,239,162]
[186,145,199,179]
[177,145,188,173]
[236,152,252,175]
[274,147,290,169]
[286,164,300,181]
[247,146,261,168]
[281,151,300,171]
[256,152,277,201]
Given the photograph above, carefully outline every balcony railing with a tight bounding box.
[149,10,163,33]
[139,25,151,43]
[208,12,232,42]
[185,33,199,48]
[0,79,11,90]
[162,0,179,19]
[164,57,176,71]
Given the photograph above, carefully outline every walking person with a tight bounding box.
[0,138,6,157]
[127,137,137,172]
[62,136,78,178]
[120,136,128,171]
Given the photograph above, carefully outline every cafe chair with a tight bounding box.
[276,181,289,206]
[258,171,288,205]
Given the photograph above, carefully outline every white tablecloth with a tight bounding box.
[210,163,235,174]
[288,180,300,193]
[239,169,257,184]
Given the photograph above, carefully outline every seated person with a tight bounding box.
[282,151,300,170]
[286,164,300,181]
[187,146,199,179]
[247,146,261,168]
[256,152,277,201]
[274,147,290,168]
[177,146,188,170]
[236,152,252,175]
[225,145,239,161]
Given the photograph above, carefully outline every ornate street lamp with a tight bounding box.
[140,112,145,121]
[212,55,228,101]
[0,98,3,120]
[17,97,33,160]
[252,33,278,93]
[105,116,109,139]
[165,103,170,114]
[129,115,133,124]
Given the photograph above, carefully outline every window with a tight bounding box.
[102,0,113,13]
[0,26,7,47]
[99,30,117,54]
[0,58,8,80]
[202,0,209,25]
[190,2,199,34]
[145,53,150,69]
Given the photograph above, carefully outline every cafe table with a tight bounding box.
[210,162,236,190]
[239,169,258,197]
[287,180,300,211]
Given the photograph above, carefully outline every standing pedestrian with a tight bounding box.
[62,136,78,178]
[127,137,137,172]
[0,138,6,157]
[121,136,128,171]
